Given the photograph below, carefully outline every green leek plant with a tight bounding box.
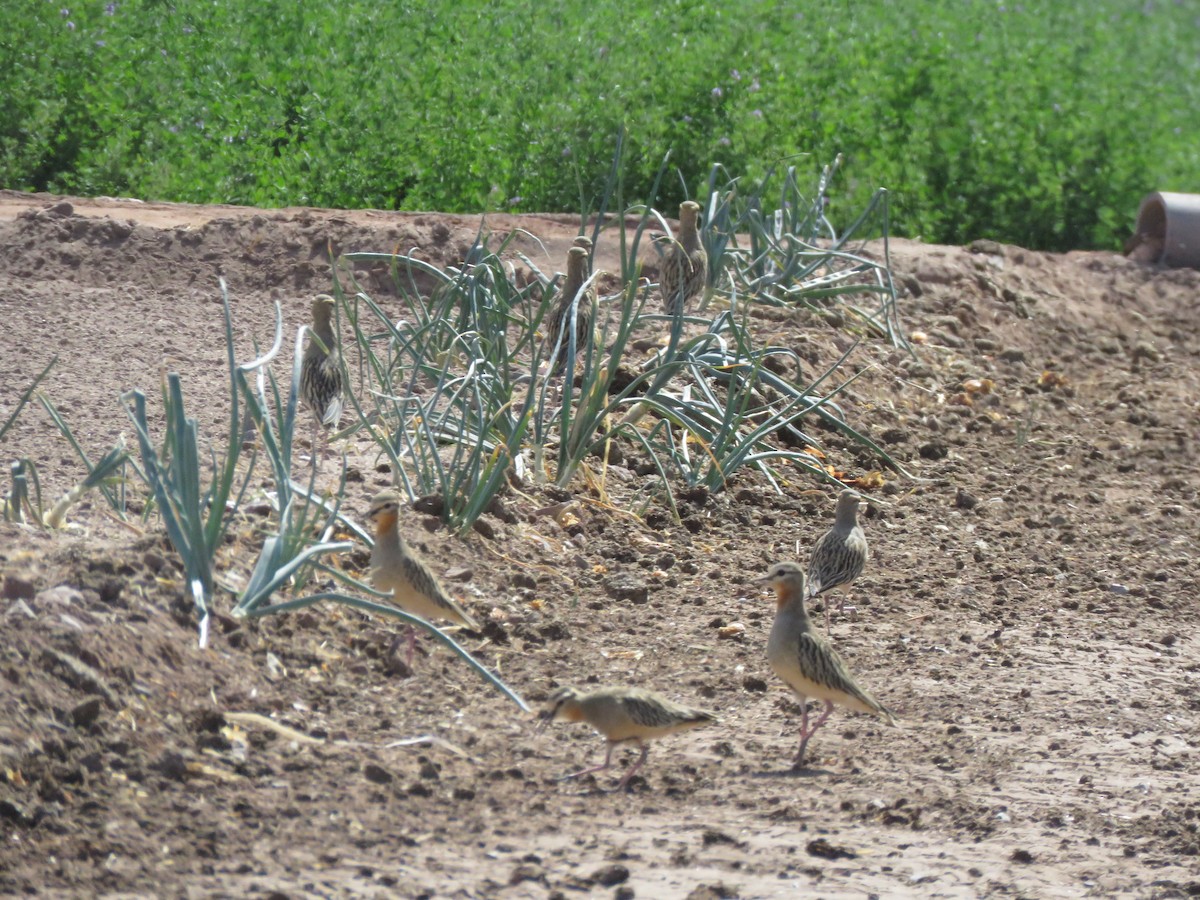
[37,394,130,522]
[326,148,906,536]
[121,280,257,648]
[222,287,527,711]
[2,459,39,524]
[0,356,56,444]
[339,240,541,533]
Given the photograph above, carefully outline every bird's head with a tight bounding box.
[311,294,336,324]
[679,200,702,232]
[566,245,589,279]
[834,489,863,526]
[366,489,402,534]
[759,561,806,609]
[535,686,585,732]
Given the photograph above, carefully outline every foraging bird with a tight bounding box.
[544,245,596,374]
[300,294,345,464]
[537,685,717,790]
[367,489,480,665]
[659,200,707,315]
[807,489,869,628]
[761,561,896,769]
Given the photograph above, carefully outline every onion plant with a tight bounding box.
[121,280,257,648]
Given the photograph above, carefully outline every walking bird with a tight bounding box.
[367,490,480,665]
[761,561,896,769]
[537,685,717,790]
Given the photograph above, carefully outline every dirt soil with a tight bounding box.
[1,189,1198,900]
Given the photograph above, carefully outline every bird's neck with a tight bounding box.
[774,588,812,623]
[373,511,399,538]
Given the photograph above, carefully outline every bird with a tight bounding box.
[367,489,480,665]
[536,685,717,790]
[761,561,896,770]
[807,489,869,629]
[659,200,708,315]
[544,245,596,375]
[300,294,345,465]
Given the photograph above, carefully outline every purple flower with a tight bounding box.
[711,86,723,99]
[731,69,741,81]
[105,2,117,14]
[749,78,761,93]
[66,20,75,29]
[718,136,731,147]
[60,7,69,16]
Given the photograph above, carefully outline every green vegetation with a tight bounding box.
[3,1,1195,249]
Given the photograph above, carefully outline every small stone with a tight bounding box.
[70,696,104,727]
[1130,340,1161,364]
[35,585,84,606]
[919,441,948,460]
[954,488,978,509]
[363,763,393,785]
[509,863,545,886]
[590,864,630,887]
[968,239,1005,256]
[472,517,498,540]
[0,800,28,824]
[154,751,189,781]
[604,574,648,604]
[1011,849,1035,864]
[2,575,36,600]
[806,837,857,860]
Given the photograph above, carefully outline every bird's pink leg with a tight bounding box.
[614,741,649,791]
[794,700,835,768]
[792,696,812,767]
[405,625,417,667]
[561,742,615,781]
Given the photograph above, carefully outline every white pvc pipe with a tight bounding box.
[1134,191,1200,268]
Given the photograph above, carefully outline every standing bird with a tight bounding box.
[367,490,480,665]
[807,489,869,629]
[537,685,717,791]
[659,200,708,315]
[544,245,596,375]
[761,561,896,769]
[572,233,594,258]
[300,294,345,466]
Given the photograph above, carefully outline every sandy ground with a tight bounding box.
[1,190,1198,899]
